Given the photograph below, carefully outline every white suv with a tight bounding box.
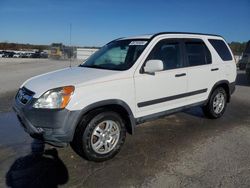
[13,32,236,161]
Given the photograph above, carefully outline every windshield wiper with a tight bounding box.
[79,64,101,69]
[80,64,115,70]
[79,64,123,71]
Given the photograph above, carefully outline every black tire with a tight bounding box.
[202,87,227,119]
[70,111,126,162]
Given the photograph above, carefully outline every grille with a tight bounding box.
[16,87,35,105]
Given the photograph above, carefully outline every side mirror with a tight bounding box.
[144,60,164,74]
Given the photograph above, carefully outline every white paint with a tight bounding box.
[21,33,236,119]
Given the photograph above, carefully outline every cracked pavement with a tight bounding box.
[0,59,249,187]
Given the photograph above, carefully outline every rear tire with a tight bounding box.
[70,111,126,162]
[203,87,227,119]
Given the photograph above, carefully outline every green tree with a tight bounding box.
[229,42,247,56]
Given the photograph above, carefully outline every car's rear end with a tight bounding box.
[207,36,237,92]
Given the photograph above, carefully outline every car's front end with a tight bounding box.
[13,37,148,152]
[12,67,136,147]
[12,65,121,146]
[13,85,80,146]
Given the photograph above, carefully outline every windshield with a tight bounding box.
[80,39,148,71]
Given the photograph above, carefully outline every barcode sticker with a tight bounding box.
[129,41,147,46]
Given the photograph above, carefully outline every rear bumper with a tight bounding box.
[13,95,80,147]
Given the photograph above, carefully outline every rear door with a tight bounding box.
[183,39,216,105]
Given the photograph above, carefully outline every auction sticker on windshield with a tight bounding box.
[129,41,147,46]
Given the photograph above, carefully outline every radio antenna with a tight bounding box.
[69,23,72,68]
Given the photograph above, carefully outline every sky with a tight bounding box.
[0,0,249,46]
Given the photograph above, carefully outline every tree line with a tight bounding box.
[229,41,248,56]
[0,43,49,51]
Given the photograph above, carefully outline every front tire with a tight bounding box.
[203,87,227,119]
[71,111,126,162]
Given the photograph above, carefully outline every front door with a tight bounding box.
[134,39,188,118]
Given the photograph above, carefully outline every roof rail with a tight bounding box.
[150,32,222,40]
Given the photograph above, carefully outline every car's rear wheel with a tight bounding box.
[203,87,227,119]
[70,111,126,162]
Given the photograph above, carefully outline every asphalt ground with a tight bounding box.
[0,59,249,187]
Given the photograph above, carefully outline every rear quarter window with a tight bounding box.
[208,39,233,61]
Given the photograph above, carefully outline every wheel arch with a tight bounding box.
[207,80,231,104]
[74,100,136,137]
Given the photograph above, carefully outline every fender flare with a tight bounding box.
[74,99,136,135]
[206,80,234,104]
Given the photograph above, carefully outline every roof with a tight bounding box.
[120,32,222,40]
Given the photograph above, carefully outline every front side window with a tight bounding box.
[185,41,212,66]
[80,39,148,71]
[146,40,182,70]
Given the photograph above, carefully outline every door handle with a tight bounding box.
[211,68,219,71]
[175,73,186,77]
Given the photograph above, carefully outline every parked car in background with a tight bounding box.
[20,53,29,58]
[238,41,250,70]
[31,52,41,58]
[246,61,250,79]
[13,53,22,58]
[238,54,249,70]
[0,51,4,57]
[13,32,236,162]
[40,52,48,58]
[4,51,15,58]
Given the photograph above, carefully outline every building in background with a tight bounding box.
[76,48,99,60]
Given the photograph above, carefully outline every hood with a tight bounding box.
[22,67,122,98]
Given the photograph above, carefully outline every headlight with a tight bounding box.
[33,86,75,109]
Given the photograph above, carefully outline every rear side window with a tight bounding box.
[208,39,233,61]
[185,41,212,66]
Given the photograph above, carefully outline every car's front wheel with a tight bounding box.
[71,111,126,162]
[203,87,227,119]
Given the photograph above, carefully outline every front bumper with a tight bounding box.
[13,92,80,147]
